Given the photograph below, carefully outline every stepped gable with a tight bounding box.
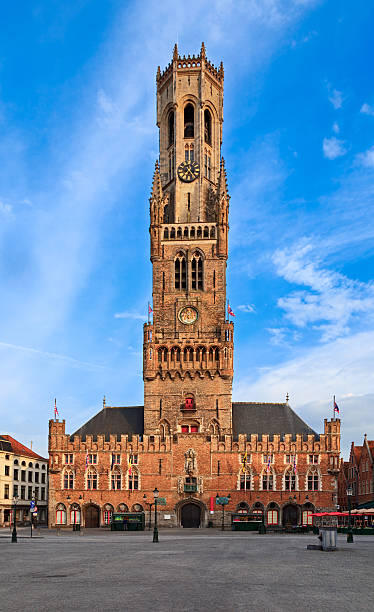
[71,406,144,441]
[232,402,318,440]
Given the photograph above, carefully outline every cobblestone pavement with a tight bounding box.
[0,529,373,612]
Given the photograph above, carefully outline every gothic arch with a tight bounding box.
[174,496,207,528]
[208,419,220,436]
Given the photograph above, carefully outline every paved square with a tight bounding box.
[0,529,373,611]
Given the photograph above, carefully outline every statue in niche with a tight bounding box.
[184,448,197,474]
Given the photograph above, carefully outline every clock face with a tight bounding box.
[177,161,200,183]
[178,306,199,325]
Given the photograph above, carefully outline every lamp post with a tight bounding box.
[347,486,354,543]
[216,493,231,531]
[153,487,159,542]
[11,495,19,543]
[143,494,154,530]
[30,492,36,538]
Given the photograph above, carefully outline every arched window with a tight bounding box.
[103,503,114,525]
[191,252,203,290]
[132,503,143,512]
[118,503,128,512]
[175,252,187,290]
[111,467,122,490]
[252,502,263,517]
[70,504,81,525]
[210,226,215,238]
[236,502,250,514]
[56,503,66,525]
[302,503,314,526]
[262,469,275,491]
[168,110,174,147]
[307,469,320,491]
[184,103,194,138]
[160,420,170,440]
[267,503,279,525]
[158,347,168,363]
[204,109,212,145]
[163,228,169,239]
[128,468,139,491]
[284,468,296,491]
[63,469,74,490]
[209,420,220,436]
[87,468,98,490]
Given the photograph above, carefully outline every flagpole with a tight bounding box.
[148,302,150,325]
[333,395,335,420]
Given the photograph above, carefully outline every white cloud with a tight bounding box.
[237,304,256,313]
[356,146,374,169]
[322,136,347,160]
[272,240,374,341]
[360,103,374,116]
[332,122,339,134]
[114,311,145,321]
[0,200,12,216]
[328,87,343,109]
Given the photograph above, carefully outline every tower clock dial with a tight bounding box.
[177,161,200,183]
[178,306,199,325]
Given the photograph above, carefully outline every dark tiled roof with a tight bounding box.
[1,435,47,460]
[71,406,144,441]
[232,402,319,440]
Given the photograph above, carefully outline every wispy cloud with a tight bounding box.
[356,146,374,169]
[327,86,343,109]
[332,122,339,134]
[114,311,145,321]
[360,103,374,117]
[0,200,12,216]
[272,240,374,341]
[0,341,106,370]
[237,304,256,313]
[322,136,347,159]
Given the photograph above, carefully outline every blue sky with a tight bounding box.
[0,0,373,459]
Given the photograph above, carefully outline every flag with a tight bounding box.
[242,451,247,473]
[85,453,89,469]
[334,400,340,414]
[293,455,297,474]
[228,303,235,317]
[266,456,271,472]
[148,303,153,315]
[128,456,132,476]
[111,454,115,470]
[54,398,59,419]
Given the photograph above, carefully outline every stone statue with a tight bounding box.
[185,448,196,474]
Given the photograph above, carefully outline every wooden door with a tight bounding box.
[85,505,100,528]
[181,503,201,528]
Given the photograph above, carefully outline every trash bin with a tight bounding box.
[319,526,337,551]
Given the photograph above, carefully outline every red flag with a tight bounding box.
[148,304,153,314]
[334,401,340,414]
[54,398,59,419]
[228,304,235,317]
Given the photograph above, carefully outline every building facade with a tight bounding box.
[48,44,340,529]
[0,435,48,526]
[338,436,374,510]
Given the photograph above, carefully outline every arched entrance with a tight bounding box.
[181,503,201,528]
[282,504,298,527]
[84,504,100,528]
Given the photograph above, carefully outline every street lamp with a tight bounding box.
[11,495,19,543]
[216,493,231,531]
[153,487,159,543]
[143,494,154,530]
[347,486,354,543]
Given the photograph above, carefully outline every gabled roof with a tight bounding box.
[0,437,13,453]
[232,402,319,440]
[71,406,144,441]
[1,435,47,461]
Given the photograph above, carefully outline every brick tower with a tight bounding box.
[143,43,233,436]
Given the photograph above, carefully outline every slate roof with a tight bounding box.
[1,435,47,460]
[71,402,318,441]
[71,406,144,441]
[232,402,319,440]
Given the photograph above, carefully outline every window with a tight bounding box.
[262,472,274,491]
[13,469,19,480]
[309,455,319,464]
[87,469,98,490]
[88,454,97,465]
[5,465,9,476]
[103,509,113,525]
[191,252,203,290]
[181,425,199,433]
[267,509,279,525]
[263,455,274,464]
[285,455,291,464]
[63,470,74,490]
[34,487,39,499]
[204,109,212,145]
[111,454,121,466]
[28,486,32,499]
[64,454,74,464]
[239,473,251,490]
[20,486,26,499]
[21,470,26,482]
[190,425,198,433]
[40,488,45,501]
[35,472,39,483]
[302,509,313,525]
[284,469,296,491]
[184,103,194,138]
[5,454,9,460]
[129,470,139,490]
[129,454,138,465]
[181,425,189,433]
[175,252,187,290]
[4,484,9,499]
[307,469,320,491]
[14,459,18,465]
[236,502,249,514]
[70,506,81,525]
[168,110,174,147]
[41,473,46,484]
[111,469,122,490]
[56,504,66,525]
[13,485,18,497]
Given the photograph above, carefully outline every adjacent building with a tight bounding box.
[48,44,340,529]
[0,435,48,526]
[338,435,374,510]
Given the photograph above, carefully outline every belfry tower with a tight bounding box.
[143,43,233,436]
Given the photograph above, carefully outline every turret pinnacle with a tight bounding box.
[200,41,206,60]
[173,43,178,61]
[217,158,230,200]
[150,160,162,200]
